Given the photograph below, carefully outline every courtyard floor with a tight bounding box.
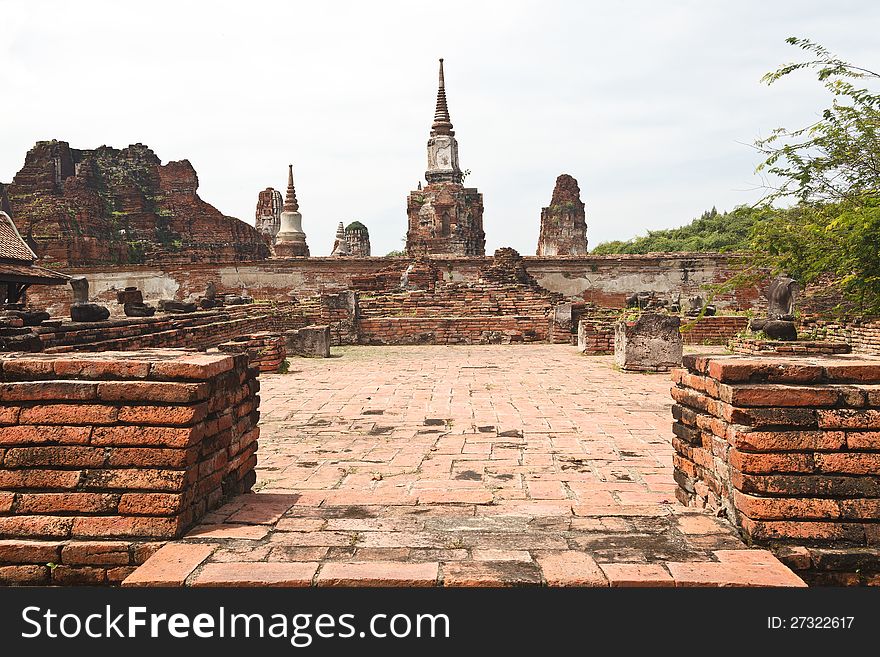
[126,345,804,587]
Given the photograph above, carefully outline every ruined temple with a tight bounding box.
[405,59,485,257]
[344,221,371,256]
[2,140,270,266]
[537,174,588,256]
[255,187,283,244]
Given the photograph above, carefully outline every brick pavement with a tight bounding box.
[126,345,804,587]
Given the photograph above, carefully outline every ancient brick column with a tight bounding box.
[537,174,588,256]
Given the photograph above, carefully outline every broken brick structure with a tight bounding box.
[672,354,880,585]
[406,60,485,257]
[254,188,283,245]
[218,332,286,373]
[2,140,269,267]
[537,174,588,256]
[344,221,371,257]
[0,349,258,585]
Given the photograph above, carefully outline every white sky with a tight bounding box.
[2,0,878,256]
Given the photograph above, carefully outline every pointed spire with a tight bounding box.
[283,164,299,212]
[431,58,454,137]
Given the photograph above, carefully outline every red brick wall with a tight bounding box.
[672,354,880,586]
[680,316,748,345]
[803,319,880,355]
[729,338,851,356]
[359,316,550,345]
[218,333,286,373]
[0,350,258,585]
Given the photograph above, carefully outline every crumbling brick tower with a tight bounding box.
[537,174,588,256]
[406,59,485,257]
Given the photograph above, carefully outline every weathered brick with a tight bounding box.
[51,565,107,585]
[814,452,880,475]
[62,541,131,565]
[106,447,196,468]
[316,561,438,587]
[149,354,234,381]
[818,409,880,430]
[15,493,119,514]
[706,359,823,384]
[846,431,880,449]
[0,565,49,584]
[724,405,818,428]
[118,493,183,516]
[91,425,203,448]
[97,381,210,403]
[19,404,118,425]
[0,406,20,425]
[81,469,187,492]
[729,449,814,474]
[535,550,608,586]
[0,425,92,446]
[0,515,74,538]
[0,469,82,489]
[740,516,866,543]
[107,566,137,583]
[117,403,208,426]
[1,358,54,378]
[4,446,105,468]
[53,358,151,380]
[719,384,839,408]
[0,381,97,402]
[733,491,840,520]
[731,470,880,498]
[822,363,880,383]
[72,516,182,539]
[0,539,61,564]
[122,543,215,586]
[729,429,845,452]
[0,491,12,513]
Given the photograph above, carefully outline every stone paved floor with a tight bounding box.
[126,345,805,587]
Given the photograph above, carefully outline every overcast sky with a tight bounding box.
[2,0,879,256]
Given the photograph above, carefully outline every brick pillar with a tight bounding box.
[671,354,880,585]
[0,349,259,585]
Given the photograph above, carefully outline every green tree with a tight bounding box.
[750,38,880,314]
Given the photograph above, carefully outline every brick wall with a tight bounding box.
[671,354,880,585]
[0,349,259,585]
[218,333,286,373]
[24,253,761,315]
[803,318,880,355]
[358,316,549,345]
[729,338,852,356]
[680,316,748,345]
[577,318,615,355]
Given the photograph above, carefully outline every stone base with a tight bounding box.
[274,239,310,258]
[285,325,331,358]
[614,313,682,371]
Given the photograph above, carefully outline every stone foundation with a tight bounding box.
[671,354,880,585]
[285,325,331,358]
[218,332,286,373]
[0,349,258,585]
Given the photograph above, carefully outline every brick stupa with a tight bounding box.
[405,59,485,257]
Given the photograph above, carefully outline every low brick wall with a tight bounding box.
[680,316,748,345]
[729,338,852,356]
[0,349,259,585]
[577,318,614,355]
[218,332,286,373]
[803,318,880,355]
[671,354,880,585]
[358,316,549,345]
